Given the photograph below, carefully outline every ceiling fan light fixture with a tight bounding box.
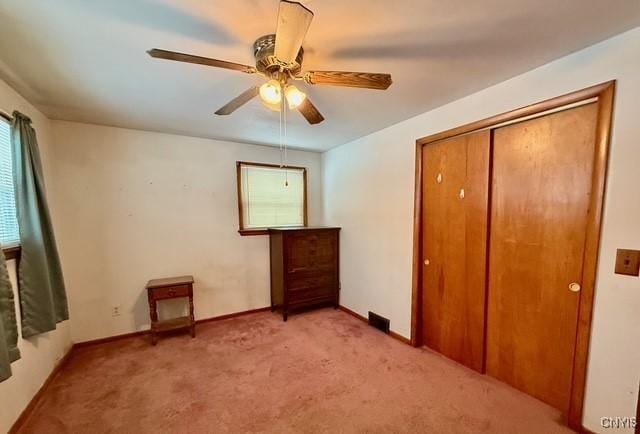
[285,84,306,108]
[261,99,282,112]
[149,1,392,125]
[259,79,282,105]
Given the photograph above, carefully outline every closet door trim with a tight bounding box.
[410,81,615,431]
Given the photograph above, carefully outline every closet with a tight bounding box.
[413,82,614,429]
[421,130,490,372]
[486,103,597,412]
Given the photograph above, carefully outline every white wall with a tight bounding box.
[49,121,323,343]
[322,27,640,433]
[0,78,72,433]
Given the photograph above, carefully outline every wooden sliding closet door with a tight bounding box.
[422,130,490,372]
[486,103,598,412]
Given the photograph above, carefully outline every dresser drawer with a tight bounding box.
[288,285,336,302]
[149,284,191,300]
[287,263,337,274]
[286,231,338,272]
[288,272,336,290]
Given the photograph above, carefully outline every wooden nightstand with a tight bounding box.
[146,275,195,345]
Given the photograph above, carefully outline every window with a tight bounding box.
[0,117,19,247]
[237,162,307,235]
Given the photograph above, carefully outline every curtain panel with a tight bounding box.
[11,111,68,338]
[0,245,20,382]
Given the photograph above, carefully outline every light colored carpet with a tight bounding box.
[18,308,573,433]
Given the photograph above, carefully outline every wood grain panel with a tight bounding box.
[147,48,256,73]
[416,81,613,146]
[636,383,639,434]
[421,130,490,372]
[567,83,615,429]
[304,71,392,90]
[411,142,423,347]
[297,98,325,124]
[269,232,284,308]
[286,231,337,272]
[215,86,259,115]
[486,103,598,412]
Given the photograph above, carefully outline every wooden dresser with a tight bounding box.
[269,227,340,321]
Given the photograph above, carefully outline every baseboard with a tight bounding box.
[338,305,411,345]
[74,329,148,348]
[74,306,272,348]
[196,306,271,324]
[9,345,75,434]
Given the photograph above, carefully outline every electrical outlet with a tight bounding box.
[112,305,121,317]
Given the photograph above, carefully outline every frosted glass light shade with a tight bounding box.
[259,80,282,105]
[285,85,306,108]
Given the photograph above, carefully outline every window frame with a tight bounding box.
[0,111,20,260]
[236,161,308,236]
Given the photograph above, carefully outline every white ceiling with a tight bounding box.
[0,1,639,151]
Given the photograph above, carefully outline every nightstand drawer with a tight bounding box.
[150,284,190,300]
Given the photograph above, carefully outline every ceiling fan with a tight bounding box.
[147,0,392,125]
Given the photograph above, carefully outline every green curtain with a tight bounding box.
[0,244,20,382]
[11,111,68,338]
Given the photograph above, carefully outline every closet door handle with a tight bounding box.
[568,282,581,292]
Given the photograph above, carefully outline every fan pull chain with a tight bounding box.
[283,91,288,187]
[279,90,283,168]
[276,77,288,187]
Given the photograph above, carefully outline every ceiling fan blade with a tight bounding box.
[297,98,324,125]
[215,86,260,115]
[274,1,314,65]
[303,71,392,90]
[148,48,256,74]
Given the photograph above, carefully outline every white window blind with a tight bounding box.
[0,119,19,246]
[239,163,306,230]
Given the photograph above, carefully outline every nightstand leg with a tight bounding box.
[149,297,158,345]
[149,297,158,322]
[283,310,288,322]
[189,292,195,338]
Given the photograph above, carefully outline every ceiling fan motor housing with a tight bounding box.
[253,34,304,77]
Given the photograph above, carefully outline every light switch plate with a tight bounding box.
[614,249,640,276]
